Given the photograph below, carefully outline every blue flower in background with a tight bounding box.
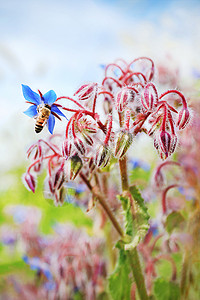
[23,255,53,280]
[22,84,67,134]
[129,158,150,171]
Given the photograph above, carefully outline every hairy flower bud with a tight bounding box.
[176,107,190,130]
[140,83,158,112]
[114,131,133,159]
[54,167,65,190]
[48,177,55,194]
[67,154,83,180]
[95,145,111,168]
[74,138,86,155]
[33,162,42,173]
[154,169,165,189]
[103,96,113,114]
[160,131,171,156]
[115,88,132,112]
[154,130,172,159]
[62,139,72,158]
[74,83,97,101]
[24,172,36,193]
[169,134,178,155]
[89,157,96,172]
[27,144,42,160]
[82,133,93,146]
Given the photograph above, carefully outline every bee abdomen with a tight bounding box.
[35,121,44,133]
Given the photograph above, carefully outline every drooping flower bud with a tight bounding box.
[62,139,72,158]
[27,143,42,160]
[67,154,83,180]
[159,130,171,157]
[89,157,96,172]
[24,172,36,193]
[95,145,111,168]
[176,107,190,130]
[115,88,133,112]
[74,83,98,101]
[33,162,42,173]
[154,169,165,189]
[78,118,98,134]
[158,130,171,157]
[54,167,65,190]
[114,131,133,159]
[154,130,172,159]
[169,134,178,155]
[103,96,113,114]
[74,138,86,155]
[140,83,158,112]
[48,177,55,194]
[82,132,93,146]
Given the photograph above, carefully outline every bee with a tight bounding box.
[35,104,51,133]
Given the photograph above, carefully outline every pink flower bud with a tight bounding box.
[176,107,190,130]
[81,119,98,133]
[141,84,158,111]
[154,169,165,189]
[48,177,55,194]
[89,157,96,172]
[103,96,113,114]
[115,88,133,112]
[159,130,171,157]
[62,139,72,158]
[114,131,133,159]
[74,83,97,101]
[74,138,86,155]
[67,154,83,180]
[169,134,178,155]
[82,133,93,146]
[33,162,42,173]
[24,172,36,193]
[154,130,172,159]
[54,167,65,190]
[95,145,111,168]
[27,144,42,160]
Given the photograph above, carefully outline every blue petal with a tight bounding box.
[23,105,38,118]
[43,269,53,280]
[43,90,57,105]
[51,105,67,119]
[22,85,41,105]
[47,114,55,134]
[22,255,29,264]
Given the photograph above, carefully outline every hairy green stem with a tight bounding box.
[128,248,149,300]
[119,156,129,191]
[119,155,149,300]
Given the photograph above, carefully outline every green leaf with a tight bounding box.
[119,186,150,250]
[154,278,181,300]
[118,193,133,237]
[165,211,185,234]
[108,249,132,300]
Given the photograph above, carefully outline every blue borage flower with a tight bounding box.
[23,255,53,280]
[22,84,67,134]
